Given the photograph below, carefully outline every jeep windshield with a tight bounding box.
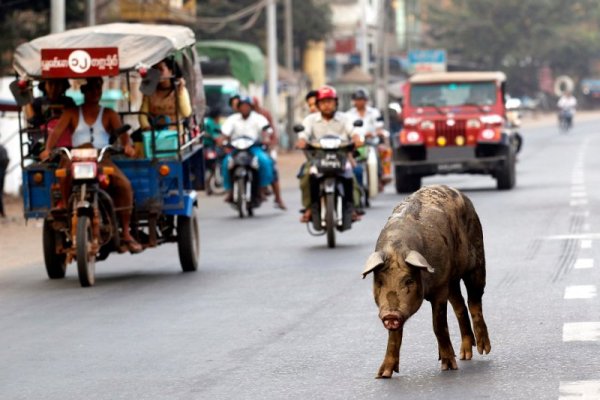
[410,82,497,108]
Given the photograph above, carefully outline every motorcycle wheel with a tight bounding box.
[43,217,67,279]
[177,205,200,272]
[76,215,96,287]
[326,193,336,248]
[208,165,226,196]
[235,177,247,218]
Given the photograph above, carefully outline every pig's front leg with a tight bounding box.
[376,329,403,378]
[431,299,458,370]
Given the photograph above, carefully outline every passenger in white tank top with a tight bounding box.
[40,77,142,253]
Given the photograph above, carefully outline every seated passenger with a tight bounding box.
[40,77,142,253]
[220,96,274,202]
[25,78,75,148]
[139,58,192,133]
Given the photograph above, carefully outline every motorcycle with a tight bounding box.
[47,142,128,287]
[226,135,262,218]
[558,109,573,133]
[204,144,226,195]
[355,134,381,208]
[303,134,357,248]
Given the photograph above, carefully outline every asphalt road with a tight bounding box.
[1,116,599,400]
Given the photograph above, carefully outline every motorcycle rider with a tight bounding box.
[296,85,363,223]
[220,96,276,205]
[557,90,577,129]
[345,88,392,189]
[39,77,142,253]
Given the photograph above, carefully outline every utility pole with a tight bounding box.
[267,0,279,133]
[284,0,294,149]
[382,0,390,128]
[374,0,386,110]
[359,0,369,73]
[85,0,96,26]
[50,0,65,33]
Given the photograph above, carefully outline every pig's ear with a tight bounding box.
[405,250,434,273]
[362,251,386,279]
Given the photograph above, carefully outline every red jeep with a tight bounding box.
[394,71,518,193]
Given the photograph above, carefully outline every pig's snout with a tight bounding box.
[380,312,403,331]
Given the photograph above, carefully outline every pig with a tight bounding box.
[362,185,491,378]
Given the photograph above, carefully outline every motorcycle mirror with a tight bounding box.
[353,120,364,127]
[293,124,305,133]
[9,79,33,106]
[139,68,161,96]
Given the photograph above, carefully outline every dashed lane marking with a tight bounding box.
[564,285,597,299]
[559,380,600,400]
[563,322,600,342]
[574,258,594,269]
[581,240,592,249]
[570,199,589,207]
[571,192,587,198]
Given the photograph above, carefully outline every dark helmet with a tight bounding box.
[351,88,369,100]
[316,85,338,102]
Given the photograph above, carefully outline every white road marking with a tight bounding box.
[581,240,592,249]
[563,322,600,341]
[564,285,597,299]
[544,233,600,240]
[560,380,600,400]
[570,199,589,207]
[571,192,587,198]
[574,258,594,269]
[571,185,586,192]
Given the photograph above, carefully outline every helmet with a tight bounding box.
[238,95,253,107]
[316,86,338,102]
[351,88,369,100]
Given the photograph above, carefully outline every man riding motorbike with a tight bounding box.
[39,77,142,253]
[557,90,577,131]
[345,88,392,190]
[296,86,363,223]
[220,96,277,205]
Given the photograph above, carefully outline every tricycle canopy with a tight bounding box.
[13,23,196,79]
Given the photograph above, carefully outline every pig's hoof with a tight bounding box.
[440,357,458,371]
[376,360,399,378]
[476,333,492,355]
[459,337,474,360]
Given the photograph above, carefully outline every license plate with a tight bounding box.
[437,163,463,173]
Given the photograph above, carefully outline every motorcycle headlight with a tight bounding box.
[319,137,342,149]
[231,137,254,150]
[72,162,97,179]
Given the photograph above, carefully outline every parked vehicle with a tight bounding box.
[12,23,205,286]
[393,71,519,193]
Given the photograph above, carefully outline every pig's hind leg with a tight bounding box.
[464,269,492,355]
[449,281,476,360]
[430,295,458,370]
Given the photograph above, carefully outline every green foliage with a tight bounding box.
[0,1,86,74]
[196,0,332,65]
[427,0,600,96]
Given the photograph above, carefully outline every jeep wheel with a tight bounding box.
[395,166,421,194]
[496,145,516,190]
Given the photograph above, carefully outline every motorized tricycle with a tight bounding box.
[11,23,206,287]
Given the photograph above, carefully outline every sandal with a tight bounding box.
[122,238,143,254]
[300,209,311,223]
